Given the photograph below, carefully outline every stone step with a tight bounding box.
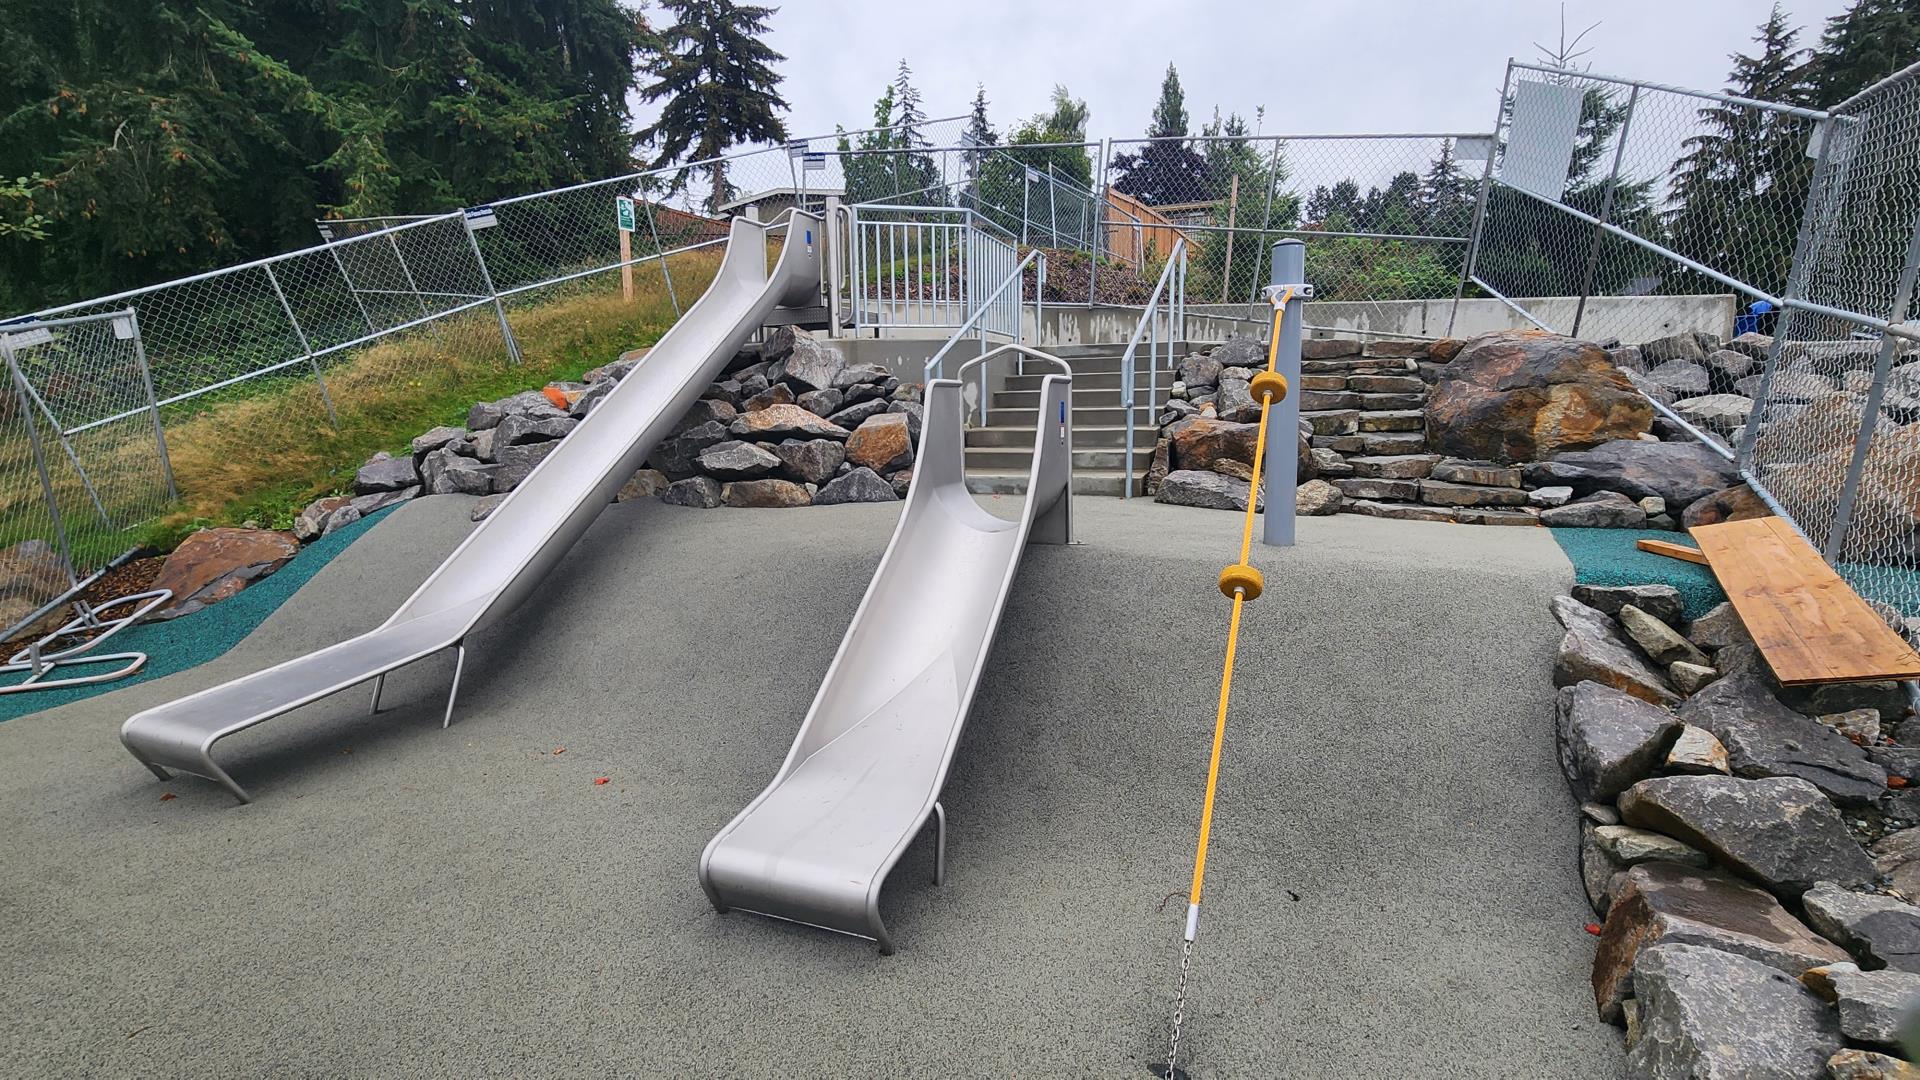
[1302,357,1419,374]
[993,386,1143,409]
[1356,410,1424,432]
[965,467,1135,497]
[1345,499,1539,527]
[1314,431,1428,455]
[966,424,1155,448]
[964,445,1153,471]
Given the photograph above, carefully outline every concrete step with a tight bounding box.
[965,424,1156,448]
[1003,370,1173,392]
[965,467,1138,497]
[1042,341,1207,361]
[988,405,1157,427]
[964,445,1154,471]
[993,386,1161,409]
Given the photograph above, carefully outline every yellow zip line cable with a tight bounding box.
[1161,287,1293,1078]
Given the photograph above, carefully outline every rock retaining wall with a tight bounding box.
[1550,585,1920,1076]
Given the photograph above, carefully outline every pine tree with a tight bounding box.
[963,84,998,213]
[893,59,928,150]
[1110,65,1209,205]
[1005,86,1093,189]
[1419,140,1475,236]
[1668,4,1813,296]
[635,0,789,212]
[1810,0,1920,105]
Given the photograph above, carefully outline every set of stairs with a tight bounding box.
[962,342,1200,496]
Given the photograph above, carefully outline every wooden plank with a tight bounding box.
[1636,538,1708,565]
[1689,516,1920,685]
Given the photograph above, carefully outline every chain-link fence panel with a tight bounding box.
[1471,62,1825,344]
[1743,63,1920,614]
[1097,133,1481,327]
[0,312,173,633]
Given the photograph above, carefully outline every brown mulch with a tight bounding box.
[0,555,167,658]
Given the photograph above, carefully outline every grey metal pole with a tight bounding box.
[1571,85,1640,339]
[1047,164,1059,246]
[1091,138,1109,307]
[1825,210,1920,561]
[461,212,524,364]
[124,311,176,500]
[6,342,77,593]
[385,230,436,334]
[1449,62,1514,338]
[263,263,341,427]
[1021,169,1031,246]
[1263,239,1306,548]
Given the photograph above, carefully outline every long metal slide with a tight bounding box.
[701,344,1072,953]
[121,211,823,802]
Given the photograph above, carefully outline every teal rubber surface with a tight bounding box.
[0,506,398,723]
[1548,527,1726,622]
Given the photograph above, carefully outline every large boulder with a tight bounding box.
[1593,862,1850,1022]
[1804,883,1920,973]
[729,403,851,442]
[1556,681,1682,802]
[721,479,812,508]
[1168,417,1313,481]
[1682,484,1773,529]
[647,419,730,479]
[1551,595,1680,705]
[1678,672,1887,808]
[696,440,781,480]
[1571,583,1685,626]
[767,328,845,392]
[1627,943,1843,1078]
[1424,330,1652,463]
[1156,469,1258,511]
[772,439,845,484]
[1620,775,1877,897]
[1534,439,1744,512]
[845,413,915,473]
[814,466,898,505]
[354,451,420,494]
[151,528,301,618]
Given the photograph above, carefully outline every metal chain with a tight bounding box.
[1164,936,1196,1077]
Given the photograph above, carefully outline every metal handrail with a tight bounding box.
[954,343,1072,380]
[1118,239,1189,498]
[923,247,1047,383]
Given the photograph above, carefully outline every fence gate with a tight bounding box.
[0,310,174,638]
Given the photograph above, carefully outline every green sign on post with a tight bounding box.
[616,195,636,232]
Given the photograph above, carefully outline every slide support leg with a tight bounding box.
[442,644,466,730]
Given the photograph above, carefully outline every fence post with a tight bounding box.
[1449,61,1514,338]
[1824,211,1920,561]
[4,340,77,594]
[461,210,525,365]
[263,262,341,428]
[1263,239,1306,548]
[1737,114,1844,473]
[1570,86,1640,339]
[124,310,176,501]
[1021,168,1031,246]
[1090,138,1110,307]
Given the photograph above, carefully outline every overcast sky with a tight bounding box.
[637,0,1856,147]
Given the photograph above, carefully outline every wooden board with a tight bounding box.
[1636,538,1707,565]
[1690,516,1920,685]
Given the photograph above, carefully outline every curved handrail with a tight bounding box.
[954,342,1072,380]
[923,247,1047,382]
[1117,238,1188,498]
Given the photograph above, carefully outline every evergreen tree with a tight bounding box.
[1419,139,1476,236]
[838,85,897,205]
[635,0,789,212]
[893,59,928,150]
[1669,4,1814,296]
[1810,0,1920,105]
[1110,65,1209,205]
[1005,86,1092,189]
[963,84,998,212]
[888,61,939,201]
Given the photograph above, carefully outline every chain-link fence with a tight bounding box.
[1740,62,1920,615]
[1467,61,1826,345]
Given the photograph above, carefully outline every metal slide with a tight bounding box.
[700,344,1072,953]
[121,211,823,802]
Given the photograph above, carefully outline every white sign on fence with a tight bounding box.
[463,204,498,231]
[1501,80,1584,201]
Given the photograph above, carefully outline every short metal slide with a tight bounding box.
[121,211,823,802]
[700,345,1072,953]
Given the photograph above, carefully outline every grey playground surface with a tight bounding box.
[0,495,1621,1079]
